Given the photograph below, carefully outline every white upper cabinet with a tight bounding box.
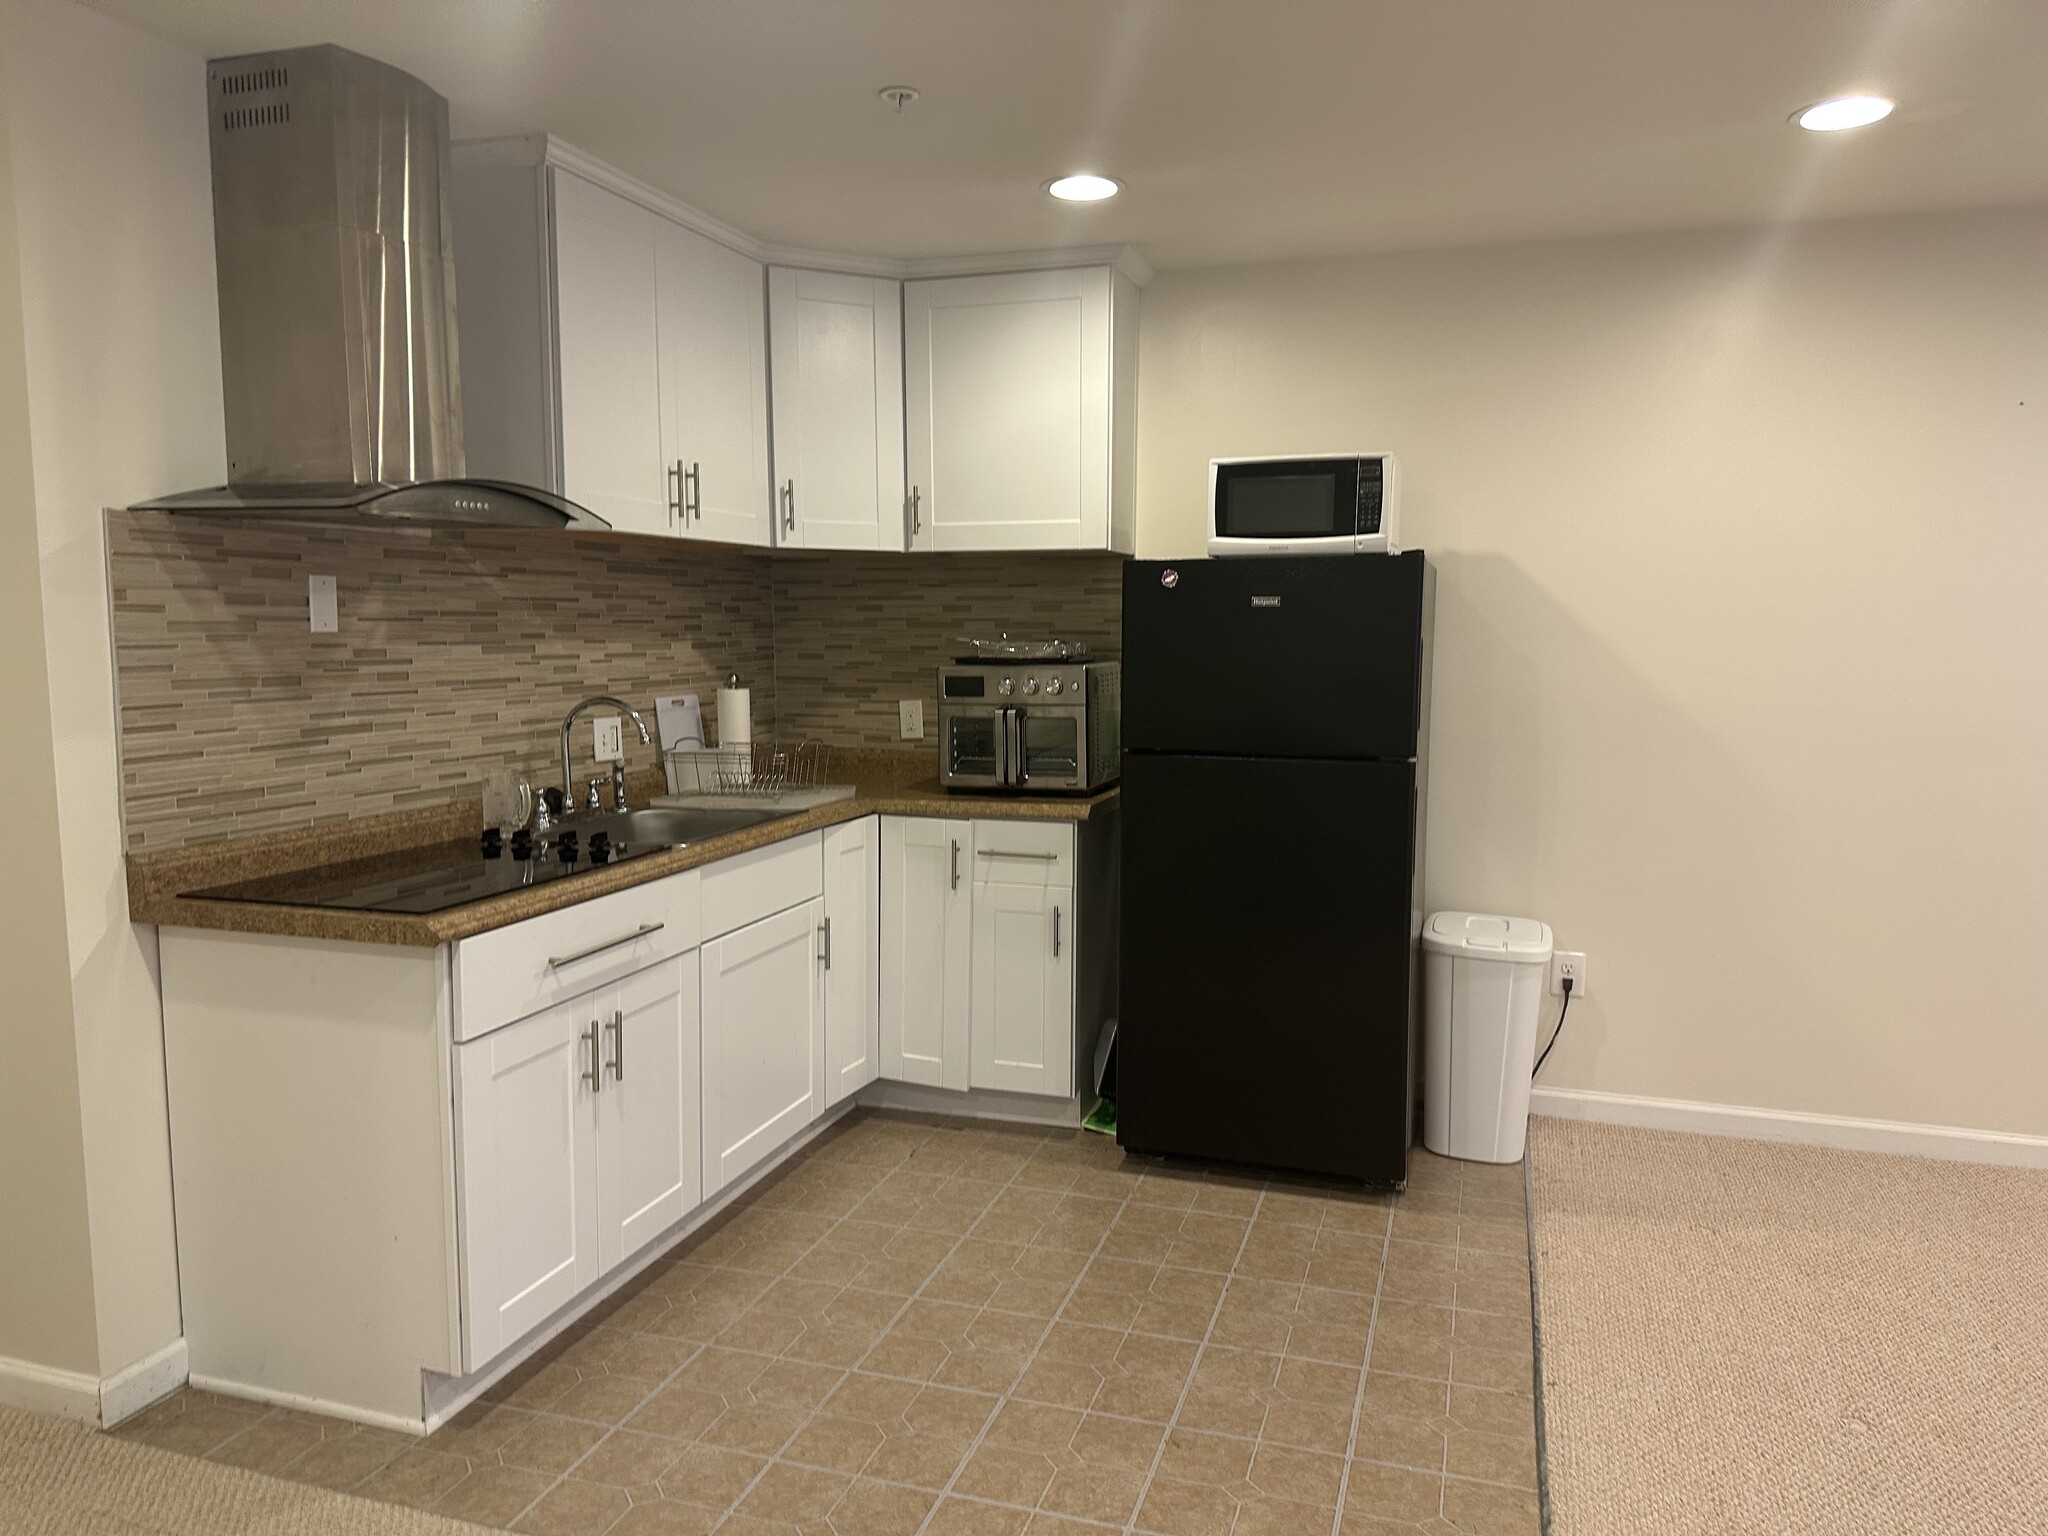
[452,151,772,547]
[905,267,1138,554]
[662,226,772,547]
[552,173,671,537]
[768,269,907,551]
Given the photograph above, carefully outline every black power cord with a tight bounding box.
[1533,975,1574,1078]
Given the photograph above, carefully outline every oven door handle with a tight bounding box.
[1004,707,1024,787]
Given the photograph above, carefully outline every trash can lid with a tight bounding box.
[1422,911,1553,961]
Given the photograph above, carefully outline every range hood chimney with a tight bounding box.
[137,44,605,531]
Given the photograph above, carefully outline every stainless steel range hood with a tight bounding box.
[136,44,606,531]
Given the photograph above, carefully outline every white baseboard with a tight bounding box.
[186,1373,429,1437]
[98,1337,188,1426]
[857,1079,1081,1128]
[1530,1087,2048,1169]
[0,1354,102,1423]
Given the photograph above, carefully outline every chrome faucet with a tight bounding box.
[560,697,652,814]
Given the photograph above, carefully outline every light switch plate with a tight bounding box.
[899,699,924,740]
[592,716,624,762]
[308,574,337,634]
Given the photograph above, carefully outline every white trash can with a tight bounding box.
[1422,912,1554,1163]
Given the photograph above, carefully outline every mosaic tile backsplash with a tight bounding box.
[108,515,1122,851]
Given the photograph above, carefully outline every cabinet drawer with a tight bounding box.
[702,832,823,940]
[970,820,1075,889]
[453,870,702,1042]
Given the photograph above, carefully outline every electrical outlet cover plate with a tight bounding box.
[592,716,624,763]
[899,699,925,740]
[1550,951,1588,998]
[308,574,338,633]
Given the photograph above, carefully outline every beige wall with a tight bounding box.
[1137,206,2048,1136]
[3,0,223,1376]
[0,6,100,1382]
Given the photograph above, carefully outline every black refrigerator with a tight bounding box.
[1117,553,1433,1186]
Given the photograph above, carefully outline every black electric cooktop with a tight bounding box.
[185,829,669,916]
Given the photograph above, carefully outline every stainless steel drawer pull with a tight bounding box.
[978,849,1059,860]
[606,1009,624,1082]
[1052,904,1062,958]
[582,1020,602,1093]
[548,923,664,970]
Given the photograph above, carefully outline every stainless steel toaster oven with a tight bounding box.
[938,659,1121,793]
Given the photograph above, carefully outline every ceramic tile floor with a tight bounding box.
[115,1110,1540,1536]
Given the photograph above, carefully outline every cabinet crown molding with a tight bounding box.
[453,133,1153,287]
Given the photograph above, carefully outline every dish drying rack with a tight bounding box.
[663,739,833,797]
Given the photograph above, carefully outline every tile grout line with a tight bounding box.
[906,1159,1163,1536]
[1327,1186,1403,1536]
[689,1120,1086,1533]
[492,1116,1009,1529]
[1114,1184,1270,1536]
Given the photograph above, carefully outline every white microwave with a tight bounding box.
[1208,453,1400,556]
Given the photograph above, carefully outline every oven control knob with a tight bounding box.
[998,676,1015,696]
[1045,676,1064,696]
[1022,676,1041,696]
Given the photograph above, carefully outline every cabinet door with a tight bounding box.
[822,817,880,1106]
[769,269,906,551]
[552,172,672,537]
[456,1000,601,1366]
[969,879,1076,1096]
[661,224,772,547]
[905,268,1111,551]
[701,899,824,1196]
[879,817,971,1091]
[596,954,701,1272]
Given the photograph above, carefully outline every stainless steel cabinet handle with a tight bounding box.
[548,923,664,970]
[667,461,682,525]
[1052,905,1062,958]
[687,461,701,520]
[821,916,833,970]
[606,1009,624,1081]
[950,839,960,891]
[907,486,921,538]
[978,849,1058,861]
[781,479,795,533]
[582,1020,602,1093]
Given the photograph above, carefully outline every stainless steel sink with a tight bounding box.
[561,806,783,847]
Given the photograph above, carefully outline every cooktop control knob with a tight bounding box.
[1022,676,1041,696]
[1046,676,1064,696]
[510,830,534,860]
[998,676,1015,697]
[555,831,579,864]
[481,827,504,859]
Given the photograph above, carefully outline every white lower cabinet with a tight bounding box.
[701,898,826,1196]
[880,816,972,1090]
[458,952,696,1367]
[969,877,1076,1096]
[598,954,702,1271]
[822,817,881,1105]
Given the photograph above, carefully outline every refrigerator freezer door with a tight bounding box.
[1117,752,1418,1183]
[1122,553,1427,760]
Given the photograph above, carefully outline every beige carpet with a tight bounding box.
[0,1406,485,1535]
[1528,1117,2048,1536]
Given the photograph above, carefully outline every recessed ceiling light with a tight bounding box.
[1047,174,1121,203]
[1795,95,1895,132]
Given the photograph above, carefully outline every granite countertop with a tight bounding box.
[128,752,1117,948]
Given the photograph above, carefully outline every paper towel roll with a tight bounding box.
[716,683,752,748]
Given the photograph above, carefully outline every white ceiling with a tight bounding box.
[88,0,2048,270]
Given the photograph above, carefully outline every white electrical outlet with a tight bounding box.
[1550,951,1589,998]
[308,574,337,633]
[899,699,925,740]
[591,715,624,762]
